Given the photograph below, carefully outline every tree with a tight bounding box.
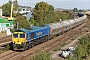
[78,10,83,12]
[2,0,17,17]
[15,16,30,29]
[48,5,54,12]
[33,1,56,25]
[73,8,78,12]
[2,2,11,16]
[2,0,19,17]
[29,16,39,26]
[33,1,49,25]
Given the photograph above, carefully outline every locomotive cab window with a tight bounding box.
[13,34,18,38]
[20,34,25,38]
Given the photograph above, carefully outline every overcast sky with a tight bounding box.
[0,0,90,9]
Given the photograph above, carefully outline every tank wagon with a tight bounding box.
[11,15,87,50]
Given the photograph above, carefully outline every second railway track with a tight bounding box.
[0,35,11,46]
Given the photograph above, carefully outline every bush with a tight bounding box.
[3,45,10,51]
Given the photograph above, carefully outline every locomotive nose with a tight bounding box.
[12,32,26,44]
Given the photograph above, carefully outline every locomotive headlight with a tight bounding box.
[13,41,15,44]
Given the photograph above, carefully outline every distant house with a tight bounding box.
[19,7,31,14]
[0,18,13,35]
[0,8,13,35]
[54,8,68,12]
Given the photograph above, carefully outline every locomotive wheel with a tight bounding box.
[26,43,29,49]
[31,44,34,47]
[24,44,28,50]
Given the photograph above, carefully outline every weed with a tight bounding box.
[53,46,61,51]
[61,42,67,46]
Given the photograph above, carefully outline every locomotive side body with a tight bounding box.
[29,25,50,40]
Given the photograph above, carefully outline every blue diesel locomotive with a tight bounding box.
[12,25,50,50]
[12,15,87,50]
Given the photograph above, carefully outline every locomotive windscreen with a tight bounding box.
[13,34,18,38]
[20,34,25,38]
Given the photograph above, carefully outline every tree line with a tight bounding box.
[30,1,70,26]
[1,1,74,29]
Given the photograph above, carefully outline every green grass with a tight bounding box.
[71,36,76,40]
[71,34,80,40]
[53,46,61,51]
[71,35,78,40]
[3,45,10,51]
[61,42,67,46]
[0,45,10,54]
[87,25,90,28]
[31,50,54,60]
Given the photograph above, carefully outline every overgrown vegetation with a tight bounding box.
[53,46,61,51]
[87,25,90,28]
[31,50,53,60]
[61,42,67,46]
[71,34,80,40]
[86,15,90,28]
[66,34,90,60]
[0,45,10,54]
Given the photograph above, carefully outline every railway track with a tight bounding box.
[0,19,89,60]
[0,35,11,46]
[0,50,21,60]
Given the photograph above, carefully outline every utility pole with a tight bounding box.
[8,0,13,21]
[16,22,19,29]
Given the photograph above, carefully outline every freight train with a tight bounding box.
[11,14,87,50]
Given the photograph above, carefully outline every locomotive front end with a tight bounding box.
[12,31,26,50]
